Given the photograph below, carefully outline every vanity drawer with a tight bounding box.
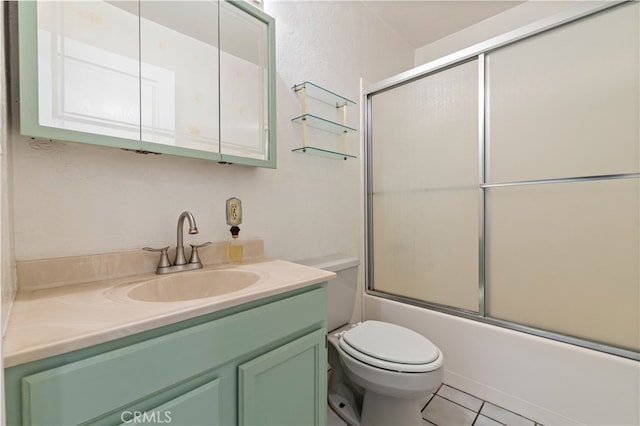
[16,287,326,425]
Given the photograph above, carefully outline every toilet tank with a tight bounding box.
[296,254,360,332]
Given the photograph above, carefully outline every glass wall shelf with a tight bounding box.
[292,81,356,107]
[291,114,356,134]
[291,81,357,160]
[292,146,357,160]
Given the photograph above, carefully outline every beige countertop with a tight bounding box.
[3,257,335,368]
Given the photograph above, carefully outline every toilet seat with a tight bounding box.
[339,321,442,373]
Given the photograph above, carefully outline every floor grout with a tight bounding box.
[422,384,538,426]
[471,401,485,426]
[328,382,540,426]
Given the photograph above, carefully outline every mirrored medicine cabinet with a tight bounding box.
[18,0,276,168]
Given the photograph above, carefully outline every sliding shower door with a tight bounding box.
[366,1,639,358]
[484,2,639,353]
[368,59,480,313]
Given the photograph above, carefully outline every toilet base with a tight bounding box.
[328,360,362,425]
[328,388,360,426]
[361,390,423,426]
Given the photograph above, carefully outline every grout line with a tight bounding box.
[442,384,537,425]
[483,414,510,426]
[433,394,480,415]
[445,384,485,402]
[471,402,485,425]
[421,393,435,412]
[332,382,539,426]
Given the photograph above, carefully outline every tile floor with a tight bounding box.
[328,384,542,426]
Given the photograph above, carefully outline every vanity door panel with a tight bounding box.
[115,378,223,426]
[238,329,327,426]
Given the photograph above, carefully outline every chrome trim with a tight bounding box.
[478,54,486,316]
[364,1,624,96]
[481,173,640,188]
[366,290,640,361]
[365,92,375,293]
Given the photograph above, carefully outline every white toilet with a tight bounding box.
[297,254,444,426]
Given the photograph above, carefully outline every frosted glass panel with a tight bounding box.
[371,60,479,192]
[140,1,218,152]
[487,2,639,182]
[369,60,479,312]
[486,179,640,351]
[37,1,141,141]
[372,191,479,311]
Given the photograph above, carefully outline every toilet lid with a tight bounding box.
[341,321,440,367]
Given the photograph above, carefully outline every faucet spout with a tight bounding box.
[175,211,198,266]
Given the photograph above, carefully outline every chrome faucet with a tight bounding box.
[175,211,198,266]
[143,211,211,275]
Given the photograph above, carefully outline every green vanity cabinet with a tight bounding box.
[5,285,327,425]
[17,0,276,167]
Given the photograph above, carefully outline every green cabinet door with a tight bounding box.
[117,378,222,426]
[238,329,327,426]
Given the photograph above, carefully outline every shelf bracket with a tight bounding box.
[338,102,348,159]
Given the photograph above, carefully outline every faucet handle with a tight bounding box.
[143,246,172,268]
[189,242,212,265]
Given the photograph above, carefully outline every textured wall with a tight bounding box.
[9,1,413,263]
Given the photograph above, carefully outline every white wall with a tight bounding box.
[6,0,413,339]
[414,1,587,66]
[363,2,640,425]
[9,1,413,261]
[2,0,414,419]
[3,4,412,422]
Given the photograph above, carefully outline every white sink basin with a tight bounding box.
[127,269,261,302]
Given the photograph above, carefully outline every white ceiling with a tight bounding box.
[361,1,525,49]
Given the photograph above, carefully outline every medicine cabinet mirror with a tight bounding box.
[18,0,276,167]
